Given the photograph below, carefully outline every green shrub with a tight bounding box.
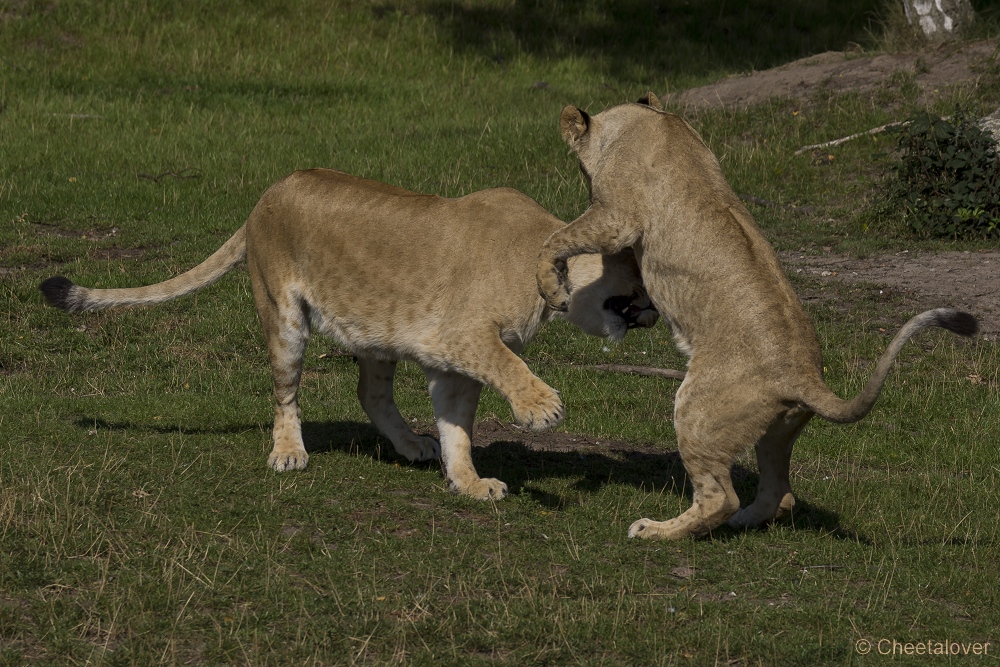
[889,109,1000,240]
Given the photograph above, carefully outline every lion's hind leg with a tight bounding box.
[629,384,767,540]
[357,357,440,462]
[251,275,310,472]
[425,369,507,500]
[628,451,740,540]
[727,408,811,529]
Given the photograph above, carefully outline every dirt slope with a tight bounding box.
[666,40,997,110]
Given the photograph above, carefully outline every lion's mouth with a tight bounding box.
[604,295,658,329]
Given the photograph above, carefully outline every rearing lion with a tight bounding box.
[41,168,657,500]
[537,95,978,539]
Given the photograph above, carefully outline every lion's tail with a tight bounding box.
[40,224,247,313]
[799,308,978,424]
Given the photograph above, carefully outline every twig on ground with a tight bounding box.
[591,364,686,380]
[138,167,202,183]
[794,120,908,154]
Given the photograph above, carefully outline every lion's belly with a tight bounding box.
[304,296,443,359]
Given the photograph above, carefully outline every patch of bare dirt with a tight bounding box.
[0,263,49,276]
[472,418,671,456]
[781,250,1000,335]
[667,40,998,111]
[33,222,120,241]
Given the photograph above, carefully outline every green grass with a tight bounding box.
[2,1,999,665]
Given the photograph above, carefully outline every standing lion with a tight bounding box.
[537,96,977,539]
[42,169,657,499]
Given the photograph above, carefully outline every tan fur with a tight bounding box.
[536,95,978,539]
[41,168,656,500]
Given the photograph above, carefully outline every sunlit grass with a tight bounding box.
[2,1,999,664]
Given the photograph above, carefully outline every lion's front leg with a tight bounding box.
[458,335,564,431]
[536,255,572,313]
[425,369,507,500]
[536,208,642,312]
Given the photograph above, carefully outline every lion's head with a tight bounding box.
[562,249,658,341]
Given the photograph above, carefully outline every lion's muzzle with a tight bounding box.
[604,295,659,329]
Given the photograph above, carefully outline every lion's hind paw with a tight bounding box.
[395,435,441,463]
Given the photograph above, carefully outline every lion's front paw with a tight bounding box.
[537,261,571,312]
[512,385,564,431]
[268,446,309,472]
[395,435,441,463]
[775,492,796,520]
[457,477,509,501]
[545,285,571,313]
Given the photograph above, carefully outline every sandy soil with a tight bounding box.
[473,418,670,455]
[782,249,1000,335]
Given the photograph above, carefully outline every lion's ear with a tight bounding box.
[636,92,662,110]
[560,106,591,145]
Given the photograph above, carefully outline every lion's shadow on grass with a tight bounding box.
[303,420,865,543]
[301,420,441,469]
[75,416,263,436]
[74,416,863,541]
[473,438,865,543]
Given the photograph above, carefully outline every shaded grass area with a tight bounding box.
[412,0,884,87]
[2,1,999,664]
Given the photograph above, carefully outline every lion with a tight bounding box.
[536,95,978,539]
[41,168,657,500]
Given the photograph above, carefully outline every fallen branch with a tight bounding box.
[794,120,907,155]
[138,167,202,183]
[592,364,686,380]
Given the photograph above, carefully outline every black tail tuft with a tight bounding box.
[934,309,979,337]
[40,276,77,311]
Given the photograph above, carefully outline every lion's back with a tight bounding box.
[244,171,561,363]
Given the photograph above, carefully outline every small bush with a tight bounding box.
[889,109,1000,240]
